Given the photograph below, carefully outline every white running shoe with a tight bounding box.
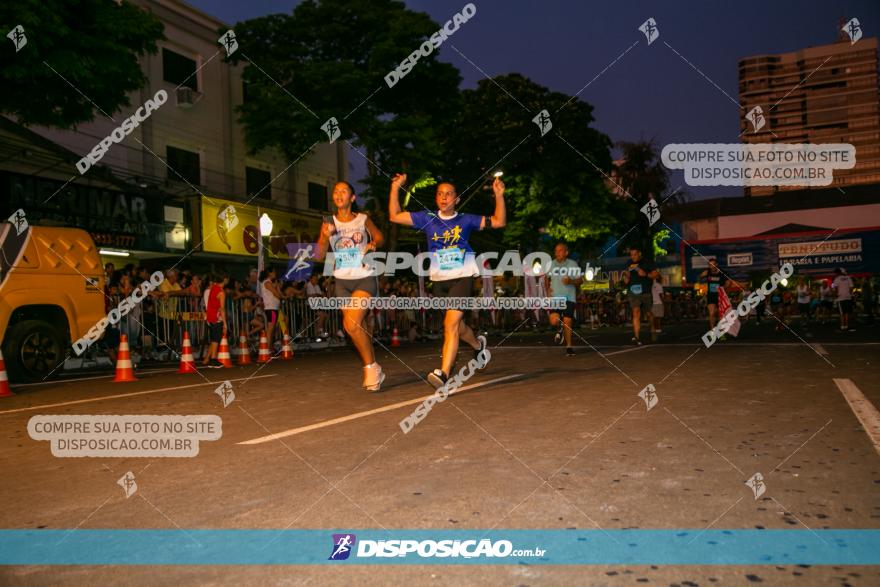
[363,362,385,392]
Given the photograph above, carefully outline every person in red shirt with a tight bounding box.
[202,272,228,367]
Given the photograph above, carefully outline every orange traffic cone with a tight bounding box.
[217,334,233,368]
[236,331,252,365]
[257,331,271,363]
[391,327,401,347]
[280,334,294,360]
[178,331,198,373]
[0,349,13,397]
[113,334,137,382]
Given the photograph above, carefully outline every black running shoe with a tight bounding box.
[566,347,575,356]
[427,369,448,389]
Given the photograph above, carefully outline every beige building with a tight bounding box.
[739,35,880,196]
[30,0,344,217]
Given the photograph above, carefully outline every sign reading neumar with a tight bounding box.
[0,171,167,252]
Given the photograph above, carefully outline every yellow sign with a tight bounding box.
[200,196,322,257]
[581,280,610,292]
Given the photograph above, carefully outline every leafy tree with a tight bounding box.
[228,0,462,248]
[438,73,627,255]
[0,0,164,128]
[653,227,672,257]
[612,140,683,260]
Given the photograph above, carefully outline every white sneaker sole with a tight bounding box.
[365,371,386,392]
[427,371,447,389]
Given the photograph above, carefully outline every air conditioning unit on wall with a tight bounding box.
[175,87,203,109]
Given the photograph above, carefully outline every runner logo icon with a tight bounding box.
[329,533,356,560]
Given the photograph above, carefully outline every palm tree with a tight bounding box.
[613,140,679,260]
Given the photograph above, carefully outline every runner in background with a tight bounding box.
[548,243,581,356]
[650,274,664,342]
[699,258,728,333]
[202,273,227,368]
[832,267,854,331]
[314,181,386,392]
[260,267,283,348]
[796,276,812,323]
[388,172,505,389]
[622,247,658,345]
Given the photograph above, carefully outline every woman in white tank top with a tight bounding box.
[314,181,386,392]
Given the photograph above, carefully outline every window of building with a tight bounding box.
[166,146,200,186]
[246,166,272,200]
[162,48,198,91]
[308,182,328,211]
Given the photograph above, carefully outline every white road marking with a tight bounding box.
[12,368,179,388]
[811,343,828,355]
[0,374,278,415]
[238,373,525,444]
[604,346,649,356]
[415,344,648,358]
[834,378,880,456]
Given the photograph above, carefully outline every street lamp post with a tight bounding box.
[257,210,273,279]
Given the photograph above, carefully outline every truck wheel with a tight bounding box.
[3,320,66,383]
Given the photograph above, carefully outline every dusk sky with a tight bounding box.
[188,0,880,200]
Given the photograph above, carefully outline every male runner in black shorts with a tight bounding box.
[622,247,658,345]
[700,258,728,332]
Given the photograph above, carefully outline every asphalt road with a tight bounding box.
[1,318,879,585]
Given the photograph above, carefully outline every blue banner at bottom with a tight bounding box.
[1,530,879,565]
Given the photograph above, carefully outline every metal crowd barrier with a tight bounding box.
[85,292,723,363]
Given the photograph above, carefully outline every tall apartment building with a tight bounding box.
[739,35,880,196]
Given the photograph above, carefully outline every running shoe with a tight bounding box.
[427,369,449,390]
[631,337,642,346]
[363,362,386,392]
[474,335,488,370]
[566,347,575,357]
[554,327,564,345]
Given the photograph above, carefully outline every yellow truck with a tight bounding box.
[0,221,105,382]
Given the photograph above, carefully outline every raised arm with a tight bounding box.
[388,173,413,226]
[481,176,506,229]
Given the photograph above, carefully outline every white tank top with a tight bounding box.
[261,279,280,310]
[330,213,374,280]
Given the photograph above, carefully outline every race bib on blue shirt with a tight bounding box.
[437,247,464,271]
